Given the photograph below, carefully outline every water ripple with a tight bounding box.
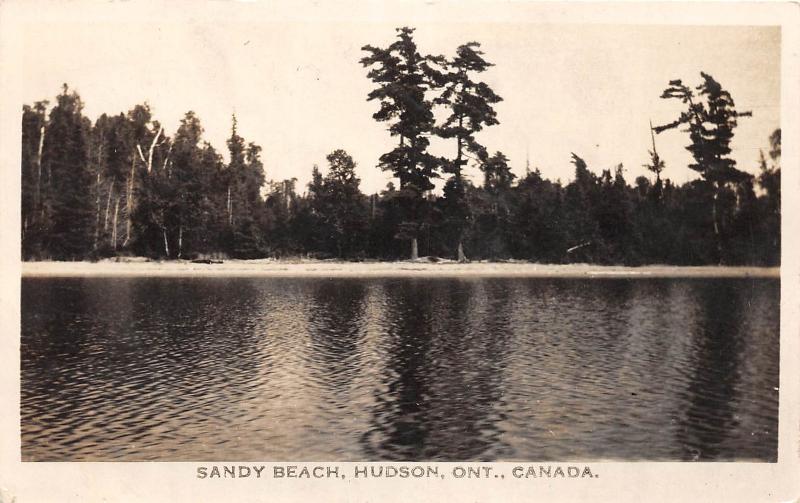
[20,276,779,461]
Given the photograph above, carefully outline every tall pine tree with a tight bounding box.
[361,27,444,258]
[436,42,502,261]
[655,72,751,263]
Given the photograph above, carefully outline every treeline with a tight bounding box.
[21,28,780,265]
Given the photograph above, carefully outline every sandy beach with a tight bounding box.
[20,259,780,278]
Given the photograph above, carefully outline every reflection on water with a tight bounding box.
[21,277,779,461]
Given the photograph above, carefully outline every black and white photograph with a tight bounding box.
[1,1,798,502]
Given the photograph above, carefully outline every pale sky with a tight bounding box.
[20,9,780,194]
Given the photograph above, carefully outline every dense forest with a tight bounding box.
[21,28,780,266]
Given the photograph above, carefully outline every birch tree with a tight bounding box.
[123,104,165,248]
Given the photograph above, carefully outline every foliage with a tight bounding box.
[20,61,779,266]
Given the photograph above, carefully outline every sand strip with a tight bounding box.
[20,260,780,278]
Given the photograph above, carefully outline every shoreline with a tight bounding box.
[20,259,780,278]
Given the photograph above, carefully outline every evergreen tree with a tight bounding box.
[125,103,167,251]
[728,175,761,264]
[509,168,566,262]
[321,149,368,258]
[361,27,444,258]
[435,42,503,260]
[644,120,666,201]
[655,72,752,263]
[594,164,633,263]
[757,129,781,265]
[40,85,94,260]
[563,153,600,261]
[19,80,779,268]
[175,114,206,258]
[759,130,781,211]
[222,116,266,258]
[21,101,48,259]
[475,152,515,258]
[367,182,405,260]
[296,165,328,255]
[224,114,246,229]
[264,178,300,256]
[438,175,472,261]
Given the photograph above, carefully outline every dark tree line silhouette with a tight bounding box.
[21,29,780,266]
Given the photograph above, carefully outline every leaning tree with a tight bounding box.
[654,72,751,263]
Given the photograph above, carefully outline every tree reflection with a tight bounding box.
[362,278,511,460]
[678,279,747,460]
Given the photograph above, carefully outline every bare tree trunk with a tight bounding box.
[104,181,114,231]
[123,156,135,246]
[457,240,466,263]
[34,125,45,224]
[227,185,232,225]
[162,144,172,172]
[112,197,120,250]
[162,228,170,258]
[146,126,163,174]
[123,127,164,248]
[712,193,720,237]
[136,125,163,174]
[410,238,418,260]
[712,186,723,264]
[178,225,183,259]
[94,171,102,251]
[456,116,463,170]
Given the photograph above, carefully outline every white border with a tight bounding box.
[1,2,797,502]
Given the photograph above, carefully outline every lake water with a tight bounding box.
[21,276,779,461]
